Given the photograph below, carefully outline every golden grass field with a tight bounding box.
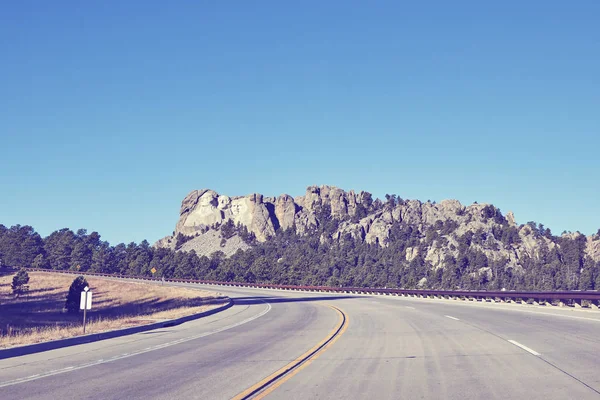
[0,271,227,348]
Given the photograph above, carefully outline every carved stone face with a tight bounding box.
[218,195,231,210]
[231,198,249,216]
[199,191,218,207]
[231,202,242,215]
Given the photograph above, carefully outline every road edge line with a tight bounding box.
[232,305,348,400]
[0,299,233,360]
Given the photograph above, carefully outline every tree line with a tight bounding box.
[1,219,599,291]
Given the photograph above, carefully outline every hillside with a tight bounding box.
[1,185,599,291]
[154,185,600,290]
[0,270,225,348]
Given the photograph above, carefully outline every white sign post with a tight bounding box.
[80,286,93,334]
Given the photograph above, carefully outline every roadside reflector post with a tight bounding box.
[80,286,93,334]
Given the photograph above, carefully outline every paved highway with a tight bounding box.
[1,283,600,399]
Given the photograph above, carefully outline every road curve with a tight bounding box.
[1,283,600,399]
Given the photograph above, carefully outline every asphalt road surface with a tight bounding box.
[2,282,600,399]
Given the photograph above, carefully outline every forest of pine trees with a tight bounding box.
[1,221,599,291]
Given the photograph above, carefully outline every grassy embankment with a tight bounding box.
[0,270,227,348]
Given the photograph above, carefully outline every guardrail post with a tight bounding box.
[572,299,583,308]
[590,300,599,310]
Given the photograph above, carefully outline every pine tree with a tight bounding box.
[65,275,89,313]
[12,268,30,297]
[32,253,48,269]
[70,240,92,271]
[44,228,76,270]
[91,242,115,273]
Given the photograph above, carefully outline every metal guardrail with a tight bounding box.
[26,268,600,309]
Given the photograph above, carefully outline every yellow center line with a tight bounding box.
[232,305,349,400]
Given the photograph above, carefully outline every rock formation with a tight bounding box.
[165,185,374,245]
[155,185,600,274]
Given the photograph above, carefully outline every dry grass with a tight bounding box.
[0,271,227,348]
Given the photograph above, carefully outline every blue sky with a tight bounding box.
[1,1,599,244]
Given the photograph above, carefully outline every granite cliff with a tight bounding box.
[155,185,600,274]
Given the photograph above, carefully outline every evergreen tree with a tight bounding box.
[70,240,93,271]
[0,225,44,267]
[91,241,115,272]
[65,275,89,313]
[11,268,30,297]
[32,253,49,269]
[44,228,76,270]
[595,261,600,290]
[579,257,595,290]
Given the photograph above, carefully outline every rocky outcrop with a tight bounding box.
[506,211,517,227]
[175,190,275,242]
[365,217,391,245]
[406,247,419,262]
[587,235,600,261]
[168,185,374,246]
[275,194,296,231]
[155,235,175,250]
[156,186,600,272]
[178,231,251,258]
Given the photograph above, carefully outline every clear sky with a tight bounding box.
[1,1,599,245]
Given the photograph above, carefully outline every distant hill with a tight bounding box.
[154,185,600,290]
[2,185,598,291]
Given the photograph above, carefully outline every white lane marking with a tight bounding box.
[508,340,541,356]
[405,306,416,310]
[500,309,600,323]
[445,315,460,321]
[0,302,271,388]
[379,294,600,323]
